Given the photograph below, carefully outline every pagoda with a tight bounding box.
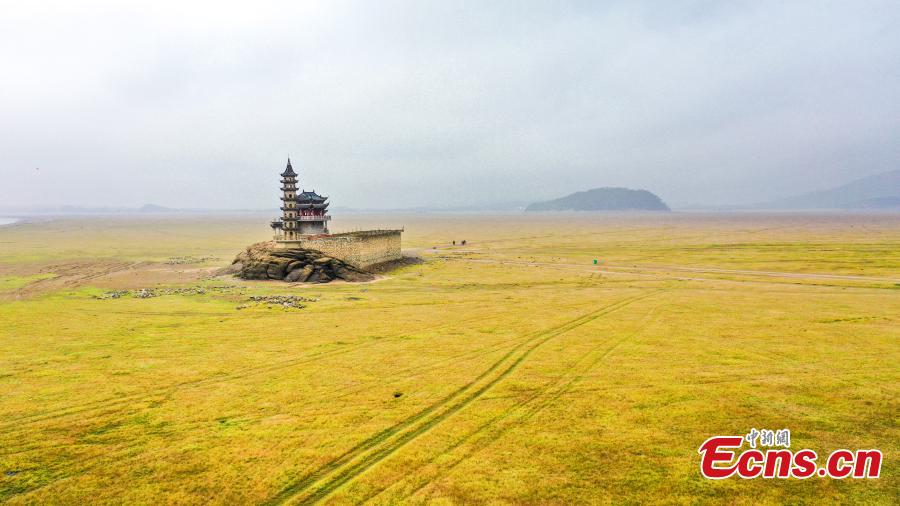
[271,158,330,240]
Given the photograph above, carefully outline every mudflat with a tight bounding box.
[0,212,897,503]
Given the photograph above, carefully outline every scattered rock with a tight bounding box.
[94,285,238,300]
[167,256,218,265]
[237,295,317,310]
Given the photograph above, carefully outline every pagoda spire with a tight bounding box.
[280,157,297,177]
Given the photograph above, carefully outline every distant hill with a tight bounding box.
[526,187,670,212]
[844,196,900,209]
[139,203,177,213]
[763,169,900,209]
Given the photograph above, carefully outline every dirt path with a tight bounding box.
[602,263,900,283]
[0,260,221,300]
[428,252,899,285]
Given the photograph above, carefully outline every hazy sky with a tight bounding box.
[2,0,899,209]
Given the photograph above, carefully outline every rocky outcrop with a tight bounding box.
[229,242,375,283]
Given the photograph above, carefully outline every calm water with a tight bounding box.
[0,217,19,226]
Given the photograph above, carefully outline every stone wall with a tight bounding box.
[275,229,401,269]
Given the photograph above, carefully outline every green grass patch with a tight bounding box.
[0,273,56,292]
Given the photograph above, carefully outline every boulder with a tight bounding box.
[286,260,305,273]
[335,267,370,282]
[287,265,314,283]
[266,257,293,279]
[229,242,374,284]
[241,263,269,280]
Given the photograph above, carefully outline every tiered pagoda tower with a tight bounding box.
[271,158,330,240]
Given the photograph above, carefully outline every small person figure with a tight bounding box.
[452,240,456,245]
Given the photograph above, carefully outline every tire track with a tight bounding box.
[388,304,664,503]
[268,291,658,505]
[0,345,356,434]
[0,310,505,436]
[1,326,522,463]
[0,312,518,499]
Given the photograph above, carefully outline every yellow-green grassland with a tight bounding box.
[0,212,897,504]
